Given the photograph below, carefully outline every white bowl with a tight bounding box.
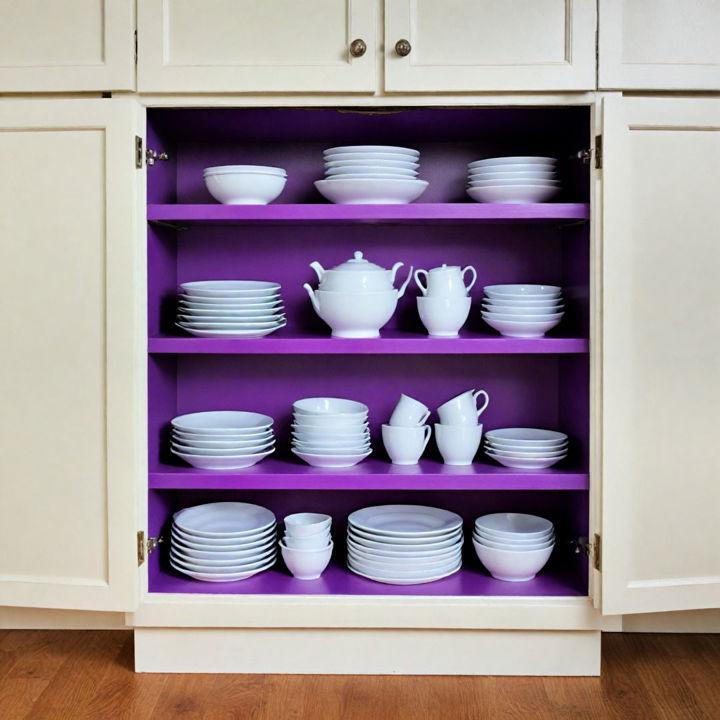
[482,303,563,316]
[468,178,561,187]
[293,417,369,429]
[324,145,419,158]
[284,513,332,536]
[293,397,368,416]
[481,296,561,307]
[485,428,568,444]
[180,281,280,297]
[474,528,554,545]
[293,443,371,456]
[173,448,274,470]
[292,431,369,443]
[482,311,564,323]
[292,427,369,439]
[171,440,274,456]
[325,151,419,163]
[204,171,286,205]
[482,315,562,338]
[315,178,428,205]
[203,165,286,177]
[282,534,331,550]
[417,295,472,337]
[171,411,273,434]
[473,539,554,581]
[292,449,371,468]
[475,513,554,537]
[486,452,564,469]
[483,284,562,297]
[469,170,557,181]
[306,287,399,338]
[473,533,555,552]
[468,157,556,169]
[467,185,559,204]
[280,541,333,580]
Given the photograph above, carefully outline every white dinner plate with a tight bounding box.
[347,552,461,575]
[170,546,275,568]
[169,556,275,582]
[173,502,276,538]
[347,559,462,585]
[324,145,419,158]
[348,505,463,537]
[176,321,286,338]
[171,525,276,549]
[180,281,280,297]
[485,452,565,469]
[172,411,273,433]
[348,527,462,548]
[468,157,556,169]
[324,152,419,163]
[347,540,461,563]
[178,296,282,308]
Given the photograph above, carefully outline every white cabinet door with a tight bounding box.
[138,0,376,93]
[600,96,720,616]
[0,0,135,92]
[385,0,596,92]
[599,0,720,90]
[0,99,144,611]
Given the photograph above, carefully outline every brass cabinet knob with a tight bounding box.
[395,39,412,57]
[349,38,367,57]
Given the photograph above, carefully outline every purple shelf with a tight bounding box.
[149,331,589,355]
[147,203,589,225]
[149,458,588,491]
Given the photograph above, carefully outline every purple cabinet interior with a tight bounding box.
[145,106,592,597]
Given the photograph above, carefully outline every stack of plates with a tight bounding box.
[314,145,428,204]
[466,156,559,204]
[170,502,277,582]
[347,505,464,585]
[176,280,286,338]
[484,428,568,469]
[291,397,371,468]
[170,410,275,470]
[472,513,555,582]
[481,284,564,338]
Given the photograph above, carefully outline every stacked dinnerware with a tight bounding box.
[481,284,564,338]
[472,513,555,582]
[170,502,277,582]
[291,397,371,468]
[347,505,464,585]
[279,513,333,580]
[170,410,276,470]
[466,156,559,204]
[177,280,286,338]
[434,389,490,466]
[382,393,431,465]
[314,145,428,204]
[415,263,476,337]
[203,165,287,205]
[484,427,568,469]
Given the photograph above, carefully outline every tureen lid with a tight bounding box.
[329,251,388,274]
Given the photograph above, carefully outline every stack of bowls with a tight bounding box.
[481,284,564,338]
[314,145,428,204]
[484,428,568,469]
[170,502,277,582]
[347,505,464,585]
[472,513,555,582]
[203,165,287,205]
[170,410,275,470]
[291,397,371,468]
[466,156,559,204]
[279,513,333,580]
[177,280,286,338]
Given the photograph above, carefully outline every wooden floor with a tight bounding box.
[0,631,718,719]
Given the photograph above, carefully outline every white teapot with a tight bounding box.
[309,251,412,294]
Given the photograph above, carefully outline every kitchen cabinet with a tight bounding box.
[0,0,135,92]
[599,0,720,90]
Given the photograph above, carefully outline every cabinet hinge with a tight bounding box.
[137,531,162,566]
[146,147,170,166]
[135,136,143,169]
[594,134,603,170]
[574,136,602,170]
[571,533,601,572]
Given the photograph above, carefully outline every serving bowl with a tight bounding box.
[481,315,561,338]
[467,185,559,204]
[291,449,371,468]
[473,539,554,581]
[204,168,286,205]
[315,178,428,205]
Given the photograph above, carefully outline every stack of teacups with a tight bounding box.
[472,513,555,582]
[291,397,371,468]
[203,165,287,205]
[484,428,568,469]
[434,389,490,466]
[170,411,275,470]
[466,156,559,204]
[279,513,333,580]
[415,264,476,337]
[481,284,565,338]
[382,394,432,465]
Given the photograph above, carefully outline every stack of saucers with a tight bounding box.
[484,428,568,469]
[481,284,564,338]
[177,280,286,338]
[170,502,277,582]
[315,145,428,204]
[466,156,559,204]
[472,513,555,582]
[347,505,464,585]
[170,410,276,470]
[291,397,371,468]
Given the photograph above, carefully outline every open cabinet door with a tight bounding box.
[600,95,720,615]
[0,98,145,611]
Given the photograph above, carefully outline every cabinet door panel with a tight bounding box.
[385,0,596,91]
[601,96,720,615]
[0,99,143,611]
[599,0,720,89]
[138,0,376,93]
[0,0,135,92]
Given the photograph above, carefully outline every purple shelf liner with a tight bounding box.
[149,331,589,355]
[147,203,589,224]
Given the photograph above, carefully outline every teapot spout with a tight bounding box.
[390,261,404,284]
[309,261,325,283]
[303,283,320,313]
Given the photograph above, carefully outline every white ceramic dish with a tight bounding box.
[173,428,273,443]
[481,315,561,338]
[486,439,567,454]
[180,281,281,297]
[469,170,557,181]
[171,440,275,456]
[325,159,419,170]
[172,448,275,470]
[292,428,369,441]
[284,513,332,536]
[347,539,461,562]
[292,449,371,468]
[179,296,282,308]
[172,411,273,434]
[349,523,461,543]
[468,157,556,168]
[474,528,554,546]
[177,307,285,320]
[173,502,276,538]
[475,513,554,537]
[484,444,566,459]
[486,452,564,469]
[486,428,567,444]
[176,322,285,338]
[484,284,561,298]
[204,165,286,177]
[470,164,556,175]
[292,417,369,429]
[482,310,564,323]
[473,534,555,552]
[434,423,483,466]
[473,539,553,582]
[171,538,276,561]
[348,552,460,576]
[292,443,371,456]
[176,318,283,329]
[169,556,275,582]
[347,559,462,585]
[293,397,368,416]
[170,545,275,568]
[468,178,560,187]
[467,185,559,204]
[204,171,286,205]
[322,173,418,181]
[291,432,369,445]
[348,505,462,537]
[324,150,418,161]
[324,145,419,158]
[280,541,333,580]
[482,303,563,316]
[282,533,331,550]
[172,433,273,449]
[171,525,276,548]
[417,295,472,337]
[315,178,428,205]
[348,529,462,551]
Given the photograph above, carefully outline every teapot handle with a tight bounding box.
[303,283,320,313]
[462,265,478,293]
[397,266,414,299]
[414,269,428,296]
[309,261,325,283]
[390,261,404,284]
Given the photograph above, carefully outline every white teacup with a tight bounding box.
[437,389,490,426]
[414,264,477,297]
[388,393,430,427]
[283,532,331,550]
[417,295,471,337]
[435,423,483,466]
[382,424,432,465]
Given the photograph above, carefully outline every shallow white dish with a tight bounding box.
[173,429,273,444]
[204,165,286,177]
[347,559,462,585]
[292,428,369,441]
[486,451,564,469]
[321,172,418,181]
[483,444,566,459]
[325,152,419,163]
[172,448,275,470]
[475,513,554,537]
[325,159,419,171]
[347,539,461,563]
[204,170,286,205]
[324,145,419,158]
[178,295,282,308]
[474,528,554,546]
[473,534,555,552]
[349,525,461,545]
[482,303,563,316]
[293,397,368,416]
[469,170,557,181]
[170,545,275,569]
[292,449,371,468]
[180,281,280,297]
[176,317,283,328]
[315,178,428,205]
[481,315,561,338]
[293,417,369,430]
[486,439,567,454]
[172,440,275,456]
[292,443,371,456]
[484,284,561,297]
[171,525,276,548]
[348,505,463,538]
[176,322,286,338]
[348,552,460,576]
[177,307,285,319]
[486,428,568,444]
[468,156,556,169]
[467,185,559,204]
[171,538,275,561]
[172,411,273,434]
[473,539,553,582]
[174,502,276,538]
[482,311,564,323]
[468,178,560,188]
[169,556,275,582]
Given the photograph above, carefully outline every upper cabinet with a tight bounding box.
[0,0,135,92]
[599,0,720,90]
[384,0,596,92]
[137,0,377,93]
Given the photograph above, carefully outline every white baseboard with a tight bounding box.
[0,607,127,629]
[623,609,720,633]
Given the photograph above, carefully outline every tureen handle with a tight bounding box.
[396,265,414,299]
[390,261,404,284]
[303,283,320,312]
[309,261,325,283]
[414,269,428,296]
